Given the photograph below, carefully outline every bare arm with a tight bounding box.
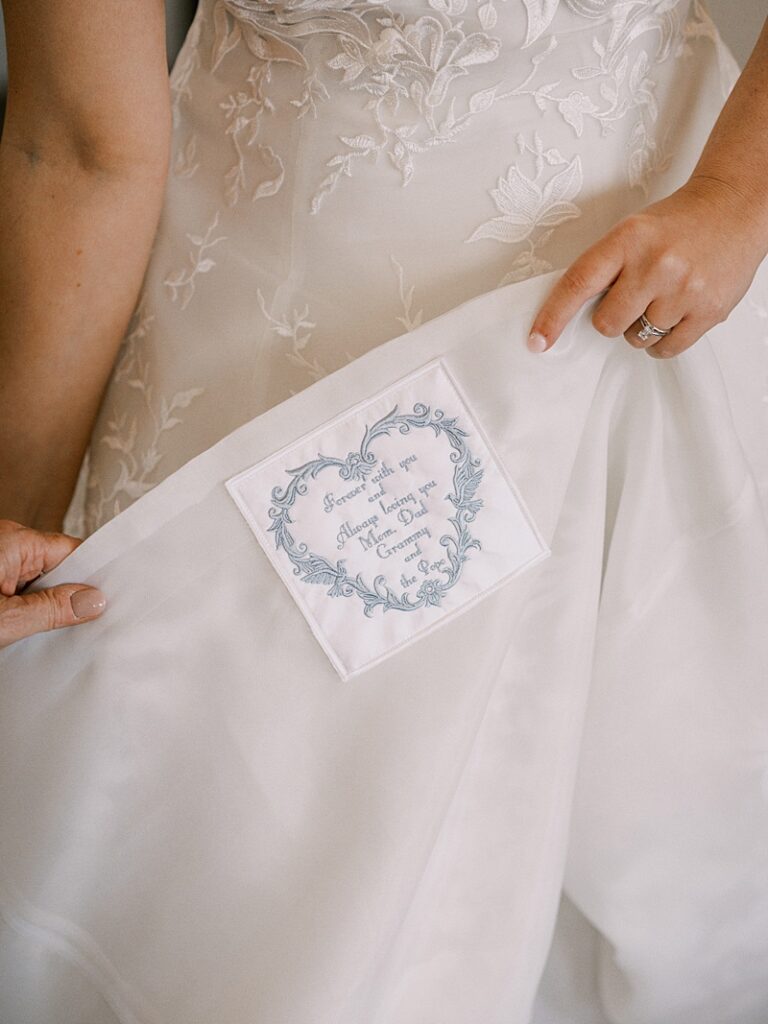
[528,14,768,356]
[0,0,172,531]
[689,13,768,223]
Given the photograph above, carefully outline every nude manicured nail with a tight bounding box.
[71,588,107,619]
[527,331,548,353]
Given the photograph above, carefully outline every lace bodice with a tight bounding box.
[75,0,750,535]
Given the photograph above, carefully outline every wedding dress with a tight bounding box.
[2,1,768,1022]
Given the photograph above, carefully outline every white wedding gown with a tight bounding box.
[3,2,768,1022]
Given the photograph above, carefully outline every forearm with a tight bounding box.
[688,14,768,248]
[0,139,169,531]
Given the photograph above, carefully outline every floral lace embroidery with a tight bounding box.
[253,254,425,393]
[174,134,201,179]
[219,63,286,204]
[255,286,327,382]
[467,131,583,285]
[253,283,371,391]
[204,0,689,213]
[390,254,424,332]
[511,0,687,194]
[84,298,206,529]
[309,9,506,211]
[163,211,227,309]
[210,0,516,212]
[87,0,765,536]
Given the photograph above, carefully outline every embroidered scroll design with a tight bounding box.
[266,399,485,615]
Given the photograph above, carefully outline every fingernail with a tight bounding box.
[527,331,548,353]
[71,588,107,619]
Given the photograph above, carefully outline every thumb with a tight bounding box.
[0,584,107,649]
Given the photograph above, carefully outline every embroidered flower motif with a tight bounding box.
[416,578,446,607]
[311,11,503,209]
[467,153,583,246]
[556,89,599,136]
[366,25,408,68]
[467,133,583,285]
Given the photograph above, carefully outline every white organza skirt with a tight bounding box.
[2,269,768,1024]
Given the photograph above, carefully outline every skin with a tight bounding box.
[0,519,106,649]
[0,0,169,644]
[0,0,171,533]
[528,13,768,357]
[1,7,767,646]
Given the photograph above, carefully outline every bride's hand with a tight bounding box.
[526,175,768,358]
[0,519,107,650]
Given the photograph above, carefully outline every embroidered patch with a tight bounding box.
[225,358,550,679]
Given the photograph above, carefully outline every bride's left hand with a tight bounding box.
[526,175,768,358]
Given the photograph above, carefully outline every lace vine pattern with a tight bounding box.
[190,0,694,213]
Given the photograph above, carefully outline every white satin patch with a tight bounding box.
[225,358,549,679]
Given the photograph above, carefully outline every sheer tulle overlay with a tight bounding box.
[3,2,768,1022]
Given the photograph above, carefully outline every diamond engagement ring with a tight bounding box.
[636,312,672,342]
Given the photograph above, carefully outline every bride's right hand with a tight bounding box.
[0,519,107,650]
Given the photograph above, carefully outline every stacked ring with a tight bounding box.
[636,312,672,342]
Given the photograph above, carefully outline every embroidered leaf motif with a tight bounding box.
[164,213,226,310]
[212,3,242,71]
[252,145,285,200]
[172,388,206,410]
[478,2,497,30]
[469,88,497,113]
[556,90,599,136]
[240,22,308,67]
[301,558,346,587]
[522,0,561,48]
[340,134,378,150]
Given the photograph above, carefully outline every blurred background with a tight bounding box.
[0,1,764,130]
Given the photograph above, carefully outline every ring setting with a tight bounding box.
[636,312,672,342]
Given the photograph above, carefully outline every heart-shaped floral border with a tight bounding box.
[266,401,485,616]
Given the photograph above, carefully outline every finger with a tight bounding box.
[38,530,84,570]
[0,521,82,597]
[590,270,656,343]
[642,313,706,360]
[0,584,107,649]
[527,238,625,352]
